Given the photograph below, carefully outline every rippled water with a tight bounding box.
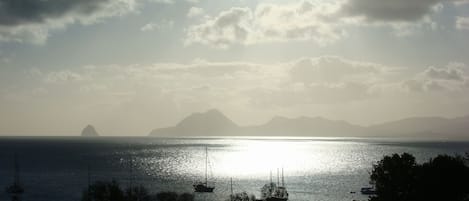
[0,137,468,201]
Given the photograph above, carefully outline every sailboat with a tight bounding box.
[260,168,288,201]
[6,154,24,201]
[193,147,215,192]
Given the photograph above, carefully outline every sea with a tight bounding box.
[0,137,468,201]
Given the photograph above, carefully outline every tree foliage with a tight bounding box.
[370,153,469,201]
[81,180,193,201]
[81,180,125,201]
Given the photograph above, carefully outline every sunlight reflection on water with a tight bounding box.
[1,137,468,201]
[134,139,374,180]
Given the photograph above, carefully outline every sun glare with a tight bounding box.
[212,140,317,178]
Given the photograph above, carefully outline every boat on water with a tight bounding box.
[6,154,24,201]
[260,168,288,201]
[193,147,215,193]
[193,183,214,193]
[360,187,376,195]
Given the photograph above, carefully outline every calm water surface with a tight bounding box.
[0,137,468,201]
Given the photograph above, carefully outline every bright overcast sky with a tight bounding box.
[1,0,469,135]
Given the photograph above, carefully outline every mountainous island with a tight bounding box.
[149,109,469,139]
[81,125,100,137]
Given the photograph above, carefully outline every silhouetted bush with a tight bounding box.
[126,185,152,201]
[416,154,469,201]
[81,181,193,201]
[81,180,125,201]
[370,153,469,201]
[156,192,178,201]
[177,193,194,201]
[370,153,418,201]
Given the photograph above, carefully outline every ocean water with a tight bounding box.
[0,137,468,201]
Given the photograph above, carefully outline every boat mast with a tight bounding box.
[130,153,133,191]
[277,168,279,186]
[87,165,90,188]
[7,153,24,201]
[230,177,233,201]
[14,153,19,186]
[281,168,284,187]
[205,147,208,185]
[270,170,272,184]
[87,165,91,199]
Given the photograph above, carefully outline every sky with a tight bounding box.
[0,0,469,136]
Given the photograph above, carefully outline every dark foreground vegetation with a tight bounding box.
[370,153,469,201]
[81,180,194,201]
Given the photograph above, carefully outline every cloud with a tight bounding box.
[0,0,137,44]
[31,56,406,108]
[146,0,174,4]
[187,7,204,18]
[140,23,158,31]
[151,61,257,77]
[454,0,469,5]
[247,82,372,106]
[185,1,345,48]
[140,20,174,31]
[3,56,469,134]
[247,56,401,106]
[339,0,443,22]
[456,16,469,30]
[336,0,464,36]
[402,63,468,92]
[289,56,392,84]
[422,65,465,81]
[0,50,11,63]
[185,0,458,48]
[9,59,469,111]
[185,7,252,48]
[45,70,83,83]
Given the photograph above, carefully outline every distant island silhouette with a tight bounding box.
[149,109,469,139]
[81,125,99,137]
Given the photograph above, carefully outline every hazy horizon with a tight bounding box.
[1,0,469,136]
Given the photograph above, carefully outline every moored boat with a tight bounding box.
[193,147,215,192]
[6,154,24,201]
[360,187,376,195]
[260,169,288,201]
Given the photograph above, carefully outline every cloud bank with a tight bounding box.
[456,17,469,30]
[0,0,137,43]
[340,0,443,22]
[185,1,344,48]
[185,0,467,48]
[2,56,468,135]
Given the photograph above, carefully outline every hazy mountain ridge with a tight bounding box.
[150,109,240,136]
[242,116,368,136]
[81,125,99,137]
[149,109,469,138]
[369,116,469,138]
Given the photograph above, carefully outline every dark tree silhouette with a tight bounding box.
[126,185,152,201]
[156,192,178,201]
[370,153,469,201]
[416,155,469,201]
[81,180,125,201]
[370,153,418,201]
[177,193,194,201]
[80,180,194,201]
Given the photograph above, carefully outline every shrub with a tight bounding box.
[156,192,178,201]
[370,153,469,201]
[81,180,125,201]
[81,181,194,201]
